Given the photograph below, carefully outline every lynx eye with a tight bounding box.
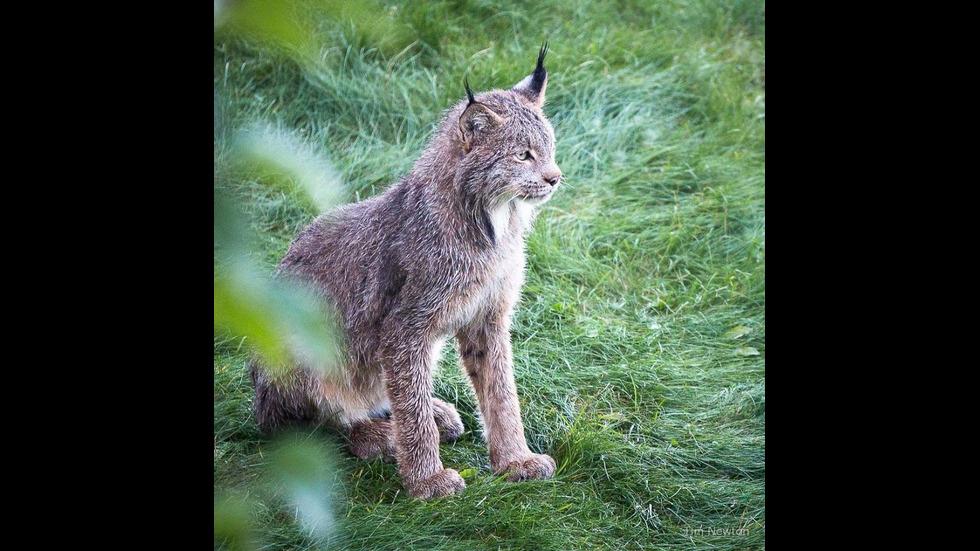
[517,150,534,161]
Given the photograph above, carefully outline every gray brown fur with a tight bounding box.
[250,46,562,499]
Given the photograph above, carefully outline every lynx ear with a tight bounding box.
[512,42,548,107]
[459,78,504,151]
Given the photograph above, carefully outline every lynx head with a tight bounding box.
[456,43,562,207]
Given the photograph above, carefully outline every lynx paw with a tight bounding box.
[432,398,465,443]
[406,468,467,499]
[499,453,556,482]
[347,419,397,463]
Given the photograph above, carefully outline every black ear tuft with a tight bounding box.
[512,41,549,106]
[464,77,476,105]
[530,41,548,95]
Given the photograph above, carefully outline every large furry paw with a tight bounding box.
[406,468,467,499]
[498,453,556,482]
[347,419,397,463]
[432,398,464,443]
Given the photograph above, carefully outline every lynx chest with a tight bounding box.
[438,245,527,334]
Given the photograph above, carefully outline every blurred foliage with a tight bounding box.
[214,493,257,551]
[214,0,382,547]
[214,0,412,59]
[213,161,342,373]
[267,435,343,541]
[214,436,341,550]
[213,1,350,374]
[232,125,346,213]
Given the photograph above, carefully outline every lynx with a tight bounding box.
[251,45,562,499]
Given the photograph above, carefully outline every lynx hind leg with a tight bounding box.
[249,358,319,435]
[347,416,397,462]
[347,399,460,461]
[432,398,464,443]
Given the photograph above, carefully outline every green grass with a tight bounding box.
[214,0,765,548]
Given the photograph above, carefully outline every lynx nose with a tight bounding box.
[543,171,562,187]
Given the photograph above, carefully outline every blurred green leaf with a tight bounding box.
[214,267,287,367]
[734,347,760,356]
[215,0,411,59]
[234,126,345,214]
[216,0,312,52]
[268,436,341,542]
[214,493,257,551]
[213,261,341,376]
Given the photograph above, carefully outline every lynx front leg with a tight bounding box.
[457,320,556,482]
[381,335,466,499]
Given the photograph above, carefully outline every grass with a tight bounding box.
[214,0,765,548]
